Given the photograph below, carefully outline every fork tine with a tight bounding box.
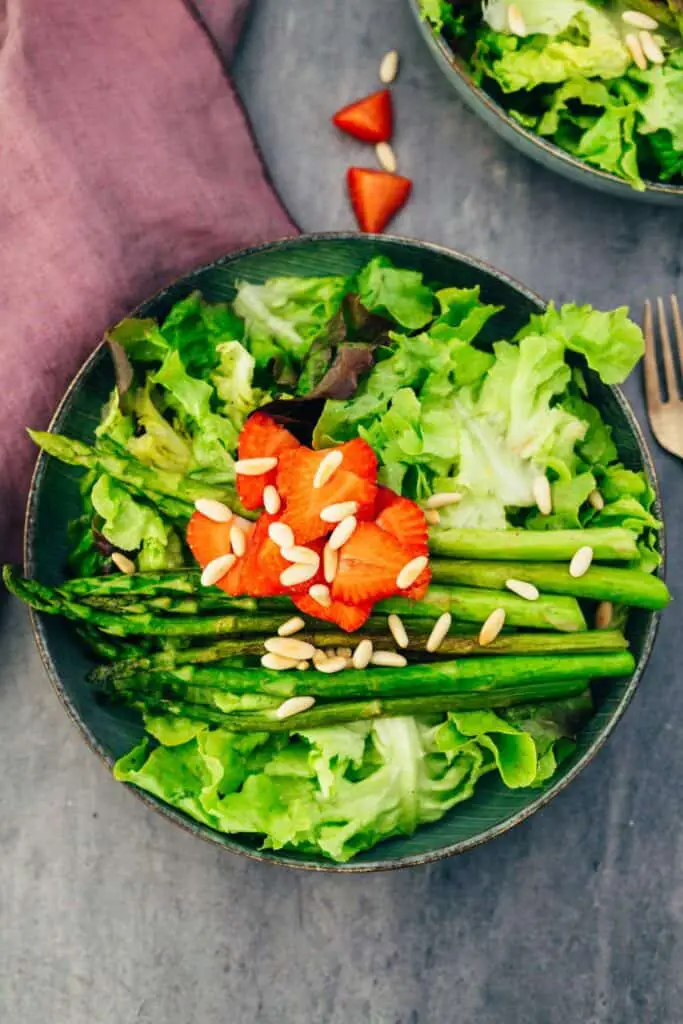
[670,295,683,381]
[657,296,679,402]
[643,299,662,410]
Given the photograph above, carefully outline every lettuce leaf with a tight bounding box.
[356,256,436,330]
[90,474,183,569]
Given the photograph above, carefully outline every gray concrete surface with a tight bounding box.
[2,1,682,1021]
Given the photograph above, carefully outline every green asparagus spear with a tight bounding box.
[429,527,639,562]
[61,570,202,598]
[430,559,670,610]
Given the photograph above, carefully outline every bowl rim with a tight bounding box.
[23,230,664,873]
[407,0,683,201]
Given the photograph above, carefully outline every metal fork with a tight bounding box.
[643,296,683,458]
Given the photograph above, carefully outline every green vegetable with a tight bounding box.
[356,255,435,329]
[429,526,639,561]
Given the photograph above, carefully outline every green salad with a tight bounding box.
[4,255,670,863]
[420,0,683,189]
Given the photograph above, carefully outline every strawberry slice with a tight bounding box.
[375,487,428,555]
[331,522,412,605]
[347,168,412,234]
[332,89,392,143]
[338,438,377,480]
[186,511,249,596]
[237,412,300,510]
[242,513,324,597]
[293,593,373,634]
[277,447,377,544]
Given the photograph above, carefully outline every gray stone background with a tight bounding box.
[2,1,682,1021]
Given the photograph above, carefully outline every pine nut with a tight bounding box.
[622,10,658,30]
[533,476,552,516]
[280,562,318,587]
[268,522,295,549]
[625,32,648,69]
[275,695,316,719]
[261,653,299,671]
[640,29,664,64]
[265,637,316,661]
[230,525,246,557]
[352,638,373,669]
[234,456,278,476]
[111,552,136,575]
[328,515,357,551]
[277,616,306,637]
[233,514,253,533]
[595,601,614,629]
[375,141,397,173]
[194,498,233,523]
[315,655,347,674]
[320,501,359,523]
[323,543,339,583]
[297,661,310,671]
[371,651,408,668]
[200,553,236,587]
[281,545,320,567]
[379,48,399,84]
[313,450,343,489]
[569,546,594,579]
[426,492,462,509]
[309,583,332,608]
[396,555,428,591]
[426,612,452,653]
[312,648,329,667]
[336,647,352,659]
[505,578,539,601]
[424,509,441,526]
[588,489,605,511]
[388,613,409,649]
[507,3,527,35]
[479,608,506,646]
[263,485,281,515]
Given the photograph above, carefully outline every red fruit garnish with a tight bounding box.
[375,487,428,556]
[331,522,413,605]
[237,412,300,510]
[337,437,378,480]
[242,513,325,598]
[346,168,412,234]
[332,89,393,143]
[186,511,249,596]
[293,593,373,634]
[277,447,377,544]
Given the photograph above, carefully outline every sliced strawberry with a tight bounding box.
[347,168,412,234]
[375,487,428,555]
[338,438,377,480]
[293,593,373,634]
[277,447,377,544]
[332,89,392,143]
[331,522,411,605]
[237,412,300,510]
[242,513,325,597]
[186,511,250,596]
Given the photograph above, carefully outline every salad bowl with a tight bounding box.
[23,233,663,871]
[408,0,683,206]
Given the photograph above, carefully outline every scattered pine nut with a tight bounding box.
[336,646,353,659]
[320,501,359,523]
[479,608,506,646]
[309,583,332,608]
[379,48,399,84]
[595,601,614,629]
[111,552,136,575]
[315,655,347,674]
[263,485,281,515]
[328,515,357,551]
[232,514,254,533]
[396,555,429,591]
[200,553,236,587]
[533,476,552,516]
[312,648,329,667]
[280,562,319,587]
[352,638,373,669]
[275,695,316,719]
[261,653,300,671]
[424,509,440,526]
[281,545,320,567]
[507,3,527,36]
[588,489,605,511]
[313,449,343,489]
[639,29,664,64]
[277,616,306,637]
[230,524,246,557]
[375,141,397,173]
[622,9,658,30]
[625,32,648,69]
[323,543,339,583]
[426,612,452,653]
[265,636,316,661]
[426,492,462,509]
[234,456,278,476]
[388,613,409,649]
[505,578,540,601]
[268,522,295,549]
[569,546,594,579]
[371,650,408,668]
[297,661,310,671]
[194,498,232,523]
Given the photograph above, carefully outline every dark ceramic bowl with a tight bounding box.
[408,0,683,206]
[24,233,663,872]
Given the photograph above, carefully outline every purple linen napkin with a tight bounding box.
[0,0,297,561]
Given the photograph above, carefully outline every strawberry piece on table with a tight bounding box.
[277,447,377,544]
[237,412,300,510]
[293,593,373,634]
[337,437,378,481]
[347,168,412,234]
[332,88,393,143]
[331,522,413,605]
[375,487,428,555]
[186,511,249,596]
